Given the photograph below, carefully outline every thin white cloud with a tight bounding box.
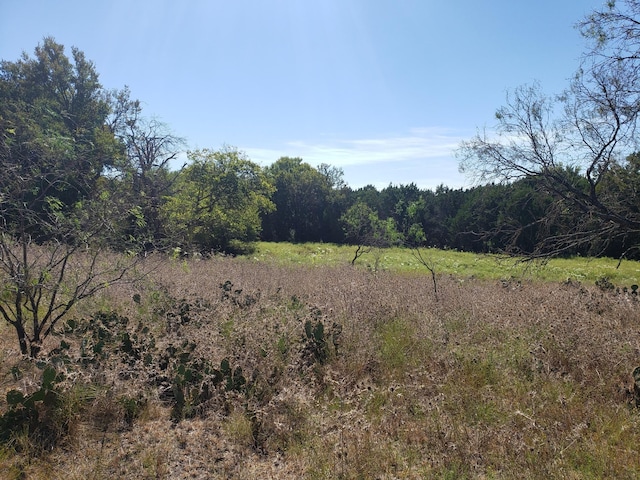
[243,127,468,168]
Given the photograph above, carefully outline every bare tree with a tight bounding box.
[106,87,186,247]
[410,246,439,301]
[458,1,640,259]
[0,164,145,358]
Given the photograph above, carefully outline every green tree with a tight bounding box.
[0,38,143,357]
[378,183,422,233]
[450,184,509,252]
[162,147,275,253]
[351,185,384,215]
[0,37,119,219]
[262,157,344,242]
[340,202,403,266]
[317,163,351,243]
[596,152,640,258]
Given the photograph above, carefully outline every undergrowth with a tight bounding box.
[1,253,640,478]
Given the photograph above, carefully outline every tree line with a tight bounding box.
[3,34,640,261]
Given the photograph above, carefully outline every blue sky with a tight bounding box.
[1,0,606,190]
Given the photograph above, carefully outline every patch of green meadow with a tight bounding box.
[251,242,640,287]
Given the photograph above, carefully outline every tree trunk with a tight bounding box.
[29,342,41,358]
[15,321,29,356]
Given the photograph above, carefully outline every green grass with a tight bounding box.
[251,241,640,287]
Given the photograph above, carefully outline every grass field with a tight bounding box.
[1,244,640,478]
[253,241,640,287]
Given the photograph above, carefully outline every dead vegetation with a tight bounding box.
[1,254,640,479]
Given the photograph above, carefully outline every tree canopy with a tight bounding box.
[0,38,142,357]
[0,37,121,235]
[161,147,274,253]
[262,157,347,243]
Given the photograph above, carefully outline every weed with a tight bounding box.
[163,344,247,421]
[223,409,255,447]
[302,317,342,366]
[220,279,260,307]
[118,394,147,426]
[376,317,416,376]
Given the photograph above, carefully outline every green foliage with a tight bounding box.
[262,157,348,243]
[219,279,260,308]
[304,320,329,364]
[162,147,275,253]
[52,307,253,422]
[594,276,640,298]
[42,295,345,428]
[0,37,121,231]
[164,343,247,421]
[340,202,403,269]
[341,202,402,248]
[596,276,616,292]
[4,240,640,475]
[376,318,416,374]
[167,349,207,420]
[458,0,640,261]
[631,366,640,408]
[57,311,152,367]
[119,394,147,426]
[253,241,640,286]
[104,91,185,250]
[0,39,146,359]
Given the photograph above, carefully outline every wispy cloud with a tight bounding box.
[243,127,468,168]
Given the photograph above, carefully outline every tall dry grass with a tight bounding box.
[1,254,640,479]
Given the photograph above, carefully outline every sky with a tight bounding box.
[0,0,607,190]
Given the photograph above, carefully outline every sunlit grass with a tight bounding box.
[252,241,640,286]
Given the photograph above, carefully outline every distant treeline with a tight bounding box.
[258,159,635,259]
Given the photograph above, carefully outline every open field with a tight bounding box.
[1,248,640,478]
[253,242,640,287]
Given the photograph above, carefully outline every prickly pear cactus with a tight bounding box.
[633,366,640,407]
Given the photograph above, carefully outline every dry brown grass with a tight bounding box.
[1,254,640,479]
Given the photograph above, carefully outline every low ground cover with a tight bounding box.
[253,241,640,287]
[0,248,639,478]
